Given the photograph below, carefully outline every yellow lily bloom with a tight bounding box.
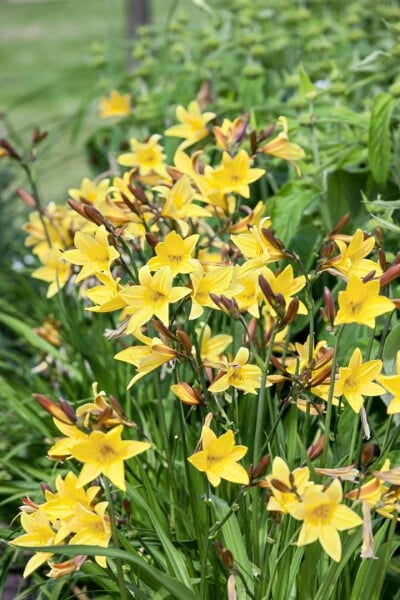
[208,347,262,395]
[11,509,56,577]
[208,150,265,198]
[62,225,120,283]
[188,424,249,487]
[117,134,168,178]
[70,425,151,491]
[165,100,215,149]
[289,479,363,562]
[265,457,311,514]
[334,347,384,413]
[120,266,191,334]
[378,351,400,414]
[147,230,200,275]
[260,116,305,175]
[334,274,394,328]
[99,89,131,119]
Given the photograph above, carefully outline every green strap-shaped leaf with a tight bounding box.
[368,93,397,186]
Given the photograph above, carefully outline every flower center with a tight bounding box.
[344,376,359,391]
[348,301,362,316]
[150,291,166,304]
[311,502,332,524]
[99,444,116,460]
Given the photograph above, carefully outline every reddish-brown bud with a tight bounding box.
[322,286,336,327]
[252,454,270,479]
[83,205,114,230]
[270,479,292,493]
[380,263,400,287]
[258,275,276,306]
[258,123,276,142]
[176,329,193,354]
[250,129,258,155]
[16,187,36,208]
[32,127,48,145]
[0,138,21,160]
[33,393,76,424]
[360,443,376,468]
[280,297,299,327]
[329,213,350,237]
[151,319,176,341]
[362,270,377,283]
[145,232,159,249]
[306,435,324,461]
[68,199,88,219]
[261,228,286,252]
[109,394,125,417]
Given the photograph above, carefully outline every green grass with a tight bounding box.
[1,0,125,199]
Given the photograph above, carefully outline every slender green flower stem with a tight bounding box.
[103,479,129,600]
[22,163,52,248]
[321,325,343,466]
[375,514,397,598]
[347,411,360,465]
[253,327,278,466]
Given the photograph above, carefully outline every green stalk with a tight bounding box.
[103,479,129,600]
[347,411,360,465]
[321,325,343,466]
[374,515,397,598]
[253,327,278,465]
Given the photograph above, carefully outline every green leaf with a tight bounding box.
[382,322,400,376]
[327,169,368,229]
[268,181,317,246]
[368,93,397,186]
[12,544,197,600]
[211,495,254,598]
[298,64,316,100]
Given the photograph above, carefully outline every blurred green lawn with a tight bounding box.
[0,0,163,200]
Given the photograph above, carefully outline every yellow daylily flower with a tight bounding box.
[197,323,232,364]
[346,459,391,517]
[265,457,311,513]
[85,273,127,313]
[260,116,305,175]
[328,229,382,279]
[119,266,191,334]
[11,509,56,578]
[231,217,284,273]
[32,246,72,298]
[158,175,211,237]
[289,479,363,562]
[189,264,237,320]
[170,382,201,405]
[70,425,151,491]
[62,225,120,283]
[260,264,307,316]
[208,150,265,198]
[99,89,131,119]
[114,333,178,388]
[165,100,215,149]
[208,347,262,395]
[378,351,400,414]
[147,231,200,275]
[188,424,249,487]
[117,134,168,177]
[68,177,110,205]
[68,502,111,568]
[48,420,88,459]
[334,274,395,329]
[334,347,384,413]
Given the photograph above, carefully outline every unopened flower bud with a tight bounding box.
[379,263,400,287]
[16,187,36,208]
[151,319,176,341]
[68,199,88,219]
[170,383,202,405]
[176,329,193,354]
[258,275,276,306]
[360,443,376,468]
[280,297,299,327]
[145,232,159,249]
[83,205,114,230]
[261,228,286,252]
[33,393,76,424]
[32,127,48,145]
[322,286,336,327]
[329,213,350,237]
[59,397,77,423]
[252,454,270,479]
[362,270,376,283]
[270,479,292,493]
[0,138,21,160]
[307,435,324,460]
[127,183,148,203]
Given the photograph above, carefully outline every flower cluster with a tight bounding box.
[11,384,150,577]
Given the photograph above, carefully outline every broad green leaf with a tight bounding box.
[268,181,317,245]
[13,544,197,600]
[327,169,368,229]
[368,93,397,186]
[298,64,316,99]
[211,495,254,598]
[382,322,400,376]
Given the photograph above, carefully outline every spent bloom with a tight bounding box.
[188,421,249,487]
[334,347,384,413]
[334,274,394,328]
